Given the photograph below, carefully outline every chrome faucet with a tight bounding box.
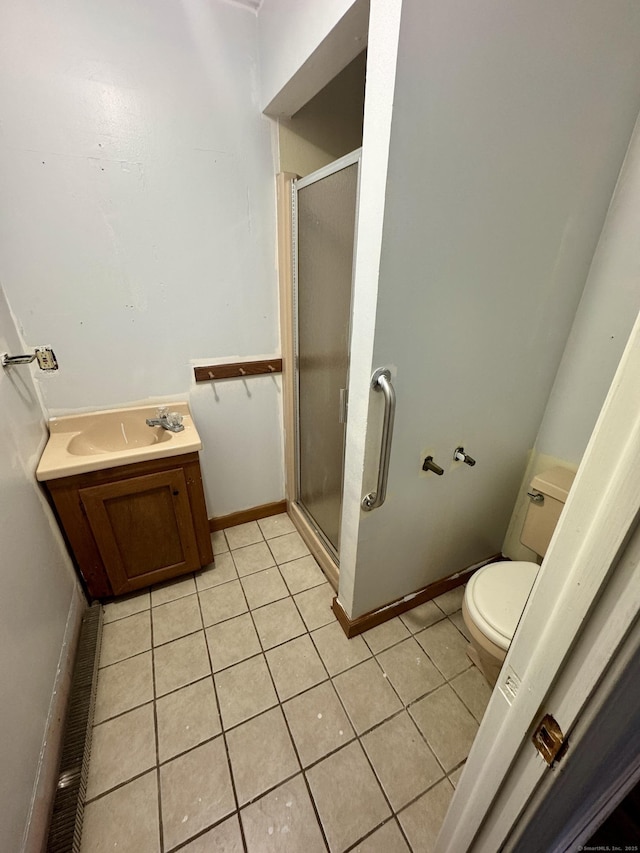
[146,407,185,433]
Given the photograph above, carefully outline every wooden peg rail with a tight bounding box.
[194,358,283,383]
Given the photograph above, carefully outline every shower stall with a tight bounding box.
[286,150,361,572]
[275,0,640,624]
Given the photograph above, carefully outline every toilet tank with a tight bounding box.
[520,466,576,557]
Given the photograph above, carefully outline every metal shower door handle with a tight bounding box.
[362,368,396,511]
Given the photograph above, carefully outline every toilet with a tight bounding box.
[462,466,576,686]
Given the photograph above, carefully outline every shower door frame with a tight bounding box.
[276,149,362,587]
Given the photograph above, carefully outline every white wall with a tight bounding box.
[340,0,640,618]
[503,115,640,560]
[258,0,368,116]
[0,284,81,852]
[0,0,284,517]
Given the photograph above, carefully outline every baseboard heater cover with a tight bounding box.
[46,602,103,853]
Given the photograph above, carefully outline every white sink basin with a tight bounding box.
[36,402,202,481]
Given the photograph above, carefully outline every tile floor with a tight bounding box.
[81,514,492,853]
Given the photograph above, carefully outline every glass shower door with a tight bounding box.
[294,152,360,556]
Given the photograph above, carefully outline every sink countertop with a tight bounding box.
[36,402,202,481]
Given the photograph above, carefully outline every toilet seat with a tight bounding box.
[465,561,539,650]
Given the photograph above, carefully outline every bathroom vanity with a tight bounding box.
[37,403,213,598]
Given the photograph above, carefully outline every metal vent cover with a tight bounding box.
[47,602,102,853]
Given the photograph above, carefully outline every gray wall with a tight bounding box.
[342,0,640,617]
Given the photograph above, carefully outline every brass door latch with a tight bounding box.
[532,713,568,766]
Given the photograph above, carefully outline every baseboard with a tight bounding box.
[332,554,503,638]
[22,585,86,853]
[209,500,287,532]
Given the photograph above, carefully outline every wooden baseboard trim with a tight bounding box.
[332,554,504,638]
[209,500,287,532]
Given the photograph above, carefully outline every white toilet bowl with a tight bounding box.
[462,465,576,686]
[462,560,538,686]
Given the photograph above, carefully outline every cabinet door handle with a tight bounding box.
[172,490,179,496]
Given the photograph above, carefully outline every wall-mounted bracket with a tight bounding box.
[2,352,36,366]
[2,347,58,370]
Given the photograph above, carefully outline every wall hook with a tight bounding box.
[454,446,476,466]
[422,456,444,475]
[194,358,283,383]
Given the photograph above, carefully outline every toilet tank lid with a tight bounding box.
[530,466,576,503]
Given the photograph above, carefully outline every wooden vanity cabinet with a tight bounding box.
[46,452,214,599]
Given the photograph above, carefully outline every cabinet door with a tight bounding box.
[79,468,200,595]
